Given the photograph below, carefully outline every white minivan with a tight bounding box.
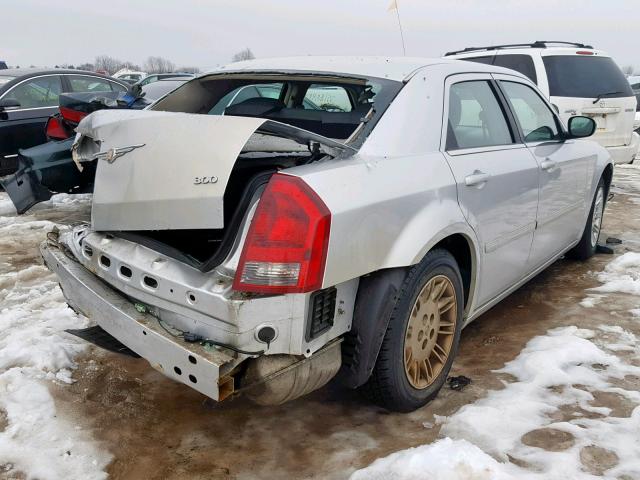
[446,41,639,164]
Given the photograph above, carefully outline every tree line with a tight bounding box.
[10,48,256,73]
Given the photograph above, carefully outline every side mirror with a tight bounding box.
[567,116,596,139]
[0,98,21,112]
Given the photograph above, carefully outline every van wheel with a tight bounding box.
[568,178,606,260]
[360,249,464,412]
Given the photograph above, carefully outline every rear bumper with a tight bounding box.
[607,133,640,165]
[41,241,238,400]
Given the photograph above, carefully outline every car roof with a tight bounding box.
[211,56,459,82]
[448,47,609,59]
[0,68,101,77]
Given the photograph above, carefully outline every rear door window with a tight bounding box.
[500,81,560,142]
[209,83,284,115]
[4,75,62,108]
[446,80,514,150]
[303,85,353,112]
[68,75,126,93]
[542,55,633,98]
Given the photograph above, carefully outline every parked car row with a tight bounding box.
[39,52,613,412]
[112,68,195,86]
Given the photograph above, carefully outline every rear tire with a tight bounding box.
[359,249,464,412]
[568,178,606,260]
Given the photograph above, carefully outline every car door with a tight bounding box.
[0,75,62,175]
[495,75,593,267]
[442,74,540,306]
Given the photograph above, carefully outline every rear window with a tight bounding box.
[153,75,401,143]
[542,55,633,99]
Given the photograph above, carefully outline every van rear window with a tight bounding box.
[542,55,633,99]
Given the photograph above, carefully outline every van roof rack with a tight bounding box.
[444,41,594,57]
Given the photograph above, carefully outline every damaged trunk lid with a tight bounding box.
[74,110,354,232]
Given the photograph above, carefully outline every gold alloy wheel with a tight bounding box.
[403,275,457,389]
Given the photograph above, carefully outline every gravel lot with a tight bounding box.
[0,165,639,479]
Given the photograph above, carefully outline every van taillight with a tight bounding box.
[576,51,594,55]
[233,174,331,294]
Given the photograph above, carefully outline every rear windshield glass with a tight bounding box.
[543,55,633,98]
[152,74,402,143]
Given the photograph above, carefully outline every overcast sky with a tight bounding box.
[2,0,638,71]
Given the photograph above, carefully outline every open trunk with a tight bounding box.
[73,110,354,270]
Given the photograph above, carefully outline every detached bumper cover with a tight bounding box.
[41,241,237,400]
[0,139,95,214]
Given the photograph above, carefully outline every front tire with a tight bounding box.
[360,249,464,412]
[568,178,606,260]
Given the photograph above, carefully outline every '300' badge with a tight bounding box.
[194,176,218,185]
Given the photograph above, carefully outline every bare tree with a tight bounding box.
[144,56,175,73]
[94,55,122,75]
[77,62,96,72]
[231,48,255,63]
[621,65,635,76]
[176,66,201,74]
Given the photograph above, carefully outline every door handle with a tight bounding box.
[464,171,491,187]
[540,159,557,171]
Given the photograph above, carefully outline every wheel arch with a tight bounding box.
[337,229,480,389]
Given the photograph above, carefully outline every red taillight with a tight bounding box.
[233,174,331,294]
[59,106,87,124]
[576,51,594,55]
[45,116,70,140]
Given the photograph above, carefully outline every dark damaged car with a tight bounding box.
[0,79,188,213]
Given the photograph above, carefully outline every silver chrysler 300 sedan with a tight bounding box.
[42,57,612,412]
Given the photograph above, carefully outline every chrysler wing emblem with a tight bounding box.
[95,143,146,163]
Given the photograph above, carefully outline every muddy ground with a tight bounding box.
[6,167,640,479]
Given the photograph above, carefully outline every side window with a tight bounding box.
[4,75,62,108]
[446,81,514,150]
[461,55,494,65]
[493,55,538,84]
[303,84,352,112]
[500,81,559,142]
[208,83,284,115]
[110,81,128,93]
[68,75,119,93]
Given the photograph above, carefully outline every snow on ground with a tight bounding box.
[353,249,640,480]
[0,193,109,479]
[353,326,640,480]
[592,252,640,297]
